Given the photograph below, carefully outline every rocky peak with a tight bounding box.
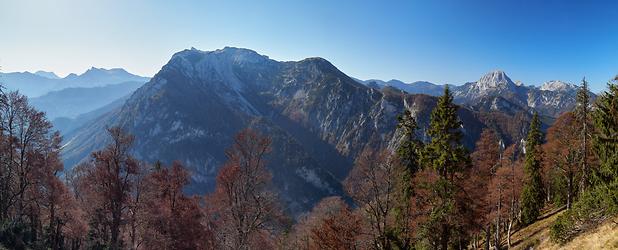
[171,47,270,67]
[475,70,516,90]
[540,80,576,92]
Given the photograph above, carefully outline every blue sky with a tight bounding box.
[1,0,617,92]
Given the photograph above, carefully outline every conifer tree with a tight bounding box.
[419,87,470,250]
[520,112,545,225]
[592,78,618,184]
[575,78,592,191]
[392,109,422,248]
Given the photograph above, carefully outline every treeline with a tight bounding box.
[0,77,617,249]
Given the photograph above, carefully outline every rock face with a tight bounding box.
[62,47,532,215]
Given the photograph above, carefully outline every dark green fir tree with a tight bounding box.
[420,87,470,250]
[592,78,618,184]
[520,112,545,225]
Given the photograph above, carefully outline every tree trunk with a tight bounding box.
[567,174,573,210]
[111,207,121,250]
[485,226,491,250]
[441,223,450,250]
[507,219,513,249]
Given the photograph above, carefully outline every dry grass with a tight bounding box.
[507,206,618,250]
[538,217,618,250]
[509,207,565,250]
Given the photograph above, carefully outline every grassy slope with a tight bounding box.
[509,207,618,250]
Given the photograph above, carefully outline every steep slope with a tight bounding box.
[53,94,132,134]
[507,207,618,250]
[62,47,531,215]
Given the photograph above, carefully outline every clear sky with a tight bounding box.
[1,0,617,92]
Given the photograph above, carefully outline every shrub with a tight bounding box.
[550,180,618,244]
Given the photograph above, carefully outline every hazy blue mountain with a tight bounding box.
[52,94,131,135]
[62,47,534,215]
[34,70,60,79]
[30,81,144,120]
[0,72,58,97]
[356,78,446,96]
[0,67,149,97]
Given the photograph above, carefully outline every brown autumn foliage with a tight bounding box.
[78,127,142,249]
[204,128,286,250]
[289,196,362,250]
[343,147,400,249]
[543,112,584,209]
[488,144,524,248]
[140,161,208,250]
[0,90,87,249]
[467,129,500,248]
[71,128,211,250]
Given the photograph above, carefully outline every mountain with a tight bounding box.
[34,70,60,79]
[30,81,144,120]
[61,67,149,88]
[52,94,132,135]
[62,47,533,215]
[0,68,149,97]
[358,71,593,119]
[451,70,594,118]
[356,78,445,96]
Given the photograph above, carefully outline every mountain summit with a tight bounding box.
[475,70,516,90]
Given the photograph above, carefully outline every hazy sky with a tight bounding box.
[1,0,617,92]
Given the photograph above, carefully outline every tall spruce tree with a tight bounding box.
[391,109,421,248]
[420,87,470,250]
[592,78,618,184]
[575,78,591,191]
[520,112,545,225]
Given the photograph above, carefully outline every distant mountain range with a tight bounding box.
[357,70,594,119]
[0,68,149,134]
[30,81,144,120]
[61,47,545,216]
[0,67,149,97]
[355,78,445,96]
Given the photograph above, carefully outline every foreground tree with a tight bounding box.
[416,87,471,250]
[205,129,286,250]
[288,196,361,249]
[495,144,524,249]
[575,78,592,191]
[592,79,618,184]
[81,127,142,249]
[550,77,618,244]
[520,112,545,225]
[141,161,207,249]
[0,90,82,248]
[344,148,398,249]
[469,129,501,250]
[393,109,422,248]
[543,112,581,209]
